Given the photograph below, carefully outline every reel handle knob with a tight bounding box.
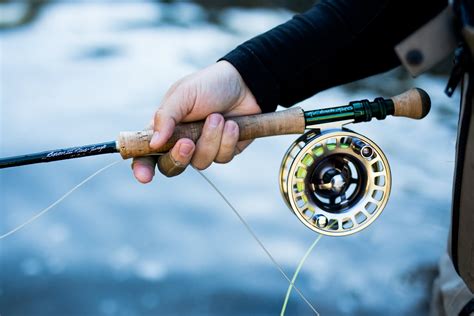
[117,107,306,159]
[391,88,431,119]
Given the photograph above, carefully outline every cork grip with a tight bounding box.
[118,107,305,159]
[392,88,431,119]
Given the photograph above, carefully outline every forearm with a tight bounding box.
[222,0,447,112]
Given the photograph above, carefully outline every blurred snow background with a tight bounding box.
[0,1,459,315]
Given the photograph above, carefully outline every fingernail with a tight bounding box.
[209,114,221,128]
[226,121,238,134]
[150,132,160,148]
[179,143,193,156]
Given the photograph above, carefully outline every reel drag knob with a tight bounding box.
[279,129,391,236]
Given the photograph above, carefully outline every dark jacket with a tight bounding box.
[222,0,474,294]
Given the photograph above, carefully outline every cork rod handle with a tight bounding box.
[391,88,431,119]
[118,107,305,159]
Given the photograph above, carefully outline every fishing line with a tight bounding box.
[196,169,320,316]
[1,158,321,314]
[280,234,323,316]
[0,160,120,240]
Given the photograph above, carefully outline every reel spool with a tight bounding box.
[279,129,391,236]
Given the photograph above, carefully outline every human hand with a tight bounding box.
[132,60,261,183]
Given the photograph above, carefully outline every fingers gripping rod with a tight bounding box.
[0,88,430,169]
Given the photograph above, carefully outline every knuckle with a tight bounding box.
[215,144,234,163]
[220,136,235,151]
[191,163,206,171]
[183,83,197,106]
[214,122,238,163]
[200,126,221,143]
[215,144,235,164]
[215,155,233,164]
[191,158,212,171]
[166,79,196,109]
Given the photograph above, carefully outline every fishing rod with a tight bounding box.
[0,88,430,236]
[0,88,429,167]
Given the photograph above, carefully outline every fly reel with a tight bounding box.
[279,128,391,236]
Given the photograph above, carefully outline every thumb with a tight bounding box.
[149,85,195,150]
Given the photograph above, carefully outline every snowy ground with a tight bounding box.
[0,2,460,315]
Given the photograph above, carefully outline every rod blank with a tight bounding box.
[0,141,118,169]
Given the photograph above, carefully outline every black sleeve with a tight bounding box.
[221,0,447,112]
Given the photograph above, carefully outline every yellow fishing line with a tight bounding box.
[196,169,320,316]
[280,234,323,316]
[0,160,120,240]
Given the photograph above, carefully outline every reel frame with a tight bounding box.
[279,128,391,236]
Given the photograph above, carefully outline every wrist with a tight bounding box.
[216,60,249,102]
[213,60,259,114]
[219,47,279,113]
